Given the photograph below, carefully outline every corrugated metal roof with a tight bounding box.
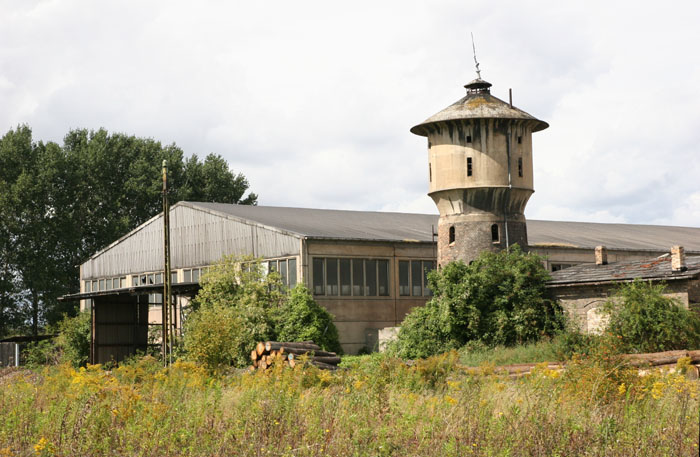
[547,256,700,286]
[527,220,700,252]
[186,202,700,252]
[186,202,439,242]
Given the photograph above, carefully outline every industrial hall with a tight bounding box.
[62,76,700,362]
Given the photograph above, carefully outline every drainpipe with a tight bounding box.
[504,125,512,251]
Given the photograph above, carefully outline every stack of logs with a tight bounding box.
[250,341,341,371]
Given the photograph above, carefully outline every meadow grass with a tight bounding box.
[0,352,698,456]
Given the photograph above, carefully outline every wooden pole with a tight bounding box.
[162,160,172,366]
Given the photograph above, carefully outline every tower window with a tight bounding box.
[466,135,472,143]
[429,163,432,182]
[449,226,455,244]
[517,136,522,144]
[518,158,523,177]
[467,157,472,176]
[491,224,499,243]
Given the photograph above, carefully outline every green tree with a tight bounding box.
[393,246,563,359]
[0,125,258,337]
[603,279,700,353]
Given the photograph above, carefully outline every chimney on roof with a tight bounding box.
[595,246,608,265]
[671,245,687,272]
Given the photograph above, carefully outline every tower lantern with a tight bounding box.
[411,77,548,267]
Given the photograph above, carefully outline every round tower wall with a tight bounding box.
[426,119,534,195]
[436,216,529,267]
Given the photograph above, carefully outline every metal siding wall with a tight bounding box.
[82,205,301,279]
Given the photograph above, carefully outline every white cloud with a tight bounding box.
[1,0,699,227]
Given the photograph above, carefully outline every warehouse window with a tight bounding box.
[313,258,325,295]
[399,261,410,296]
[313,257,389,297]
[399,260,435,297]
[352,259,364,296]
[265,258,298,288]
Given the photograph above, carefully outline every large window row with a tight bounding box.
[398,260,435,297]
[313,258,389,297]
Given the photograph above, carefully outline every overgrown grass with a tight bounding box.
[0,352,698,456]
[458,339,564,367]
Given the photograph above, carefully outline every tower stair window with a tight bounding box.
[491,224,499,243]
[449,226,455,244]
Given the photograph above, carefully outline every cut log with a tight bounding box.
[276,347,337,357]
[312,356,341,365]
[251,350,258,361]
[256,342,266,356]
[248,366,255,372]
[265,341,321,352]
[259,359,268,370]
[311,361,339,371]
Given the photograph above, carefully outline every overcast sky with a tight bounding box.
[2,0,699,227]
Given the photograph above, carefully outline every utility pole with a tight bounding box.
[162,160,172,366]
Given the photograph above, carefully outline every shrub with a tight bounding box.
[56,311,91,367]
[184,257,342,369]
[393,246,563,359]
[602,279,700,353]
[183,303,242,370]
[274,285,342,354]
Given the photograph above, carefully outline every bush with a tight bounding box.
[603,279,700,353]
[184,256,285,369]
[393,246,563,359]
[275,285,342,354]
[184,257,342,370]
[56,311,91,367]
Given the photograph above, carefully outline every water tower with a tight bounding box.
[411,76,548,266]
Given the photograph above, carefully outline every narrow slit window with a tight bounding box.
[517,136,522,144]
[518,157,523,177]
[449,226,456,244]
[491,224,499,243]
[467,157,472,177]
[429,163,432,182]
[466,135,472,143]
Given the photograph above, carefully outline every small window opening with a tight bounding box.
[491,224,499,243]
[517,136,522,144]
[449,226,456,244]
[466,135,472,143]
[429,163,432,182]
[467,157,472,176]
[518,157,523,177]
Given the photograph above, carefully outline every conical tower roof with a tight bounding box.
[411,78,548,136]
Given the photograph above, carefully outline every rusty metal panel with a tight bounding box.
[82,203,302,279]
[93,295,148,364]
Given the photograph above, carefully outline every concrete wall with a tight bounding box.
[306,239,435,354]
[549,280,692,333]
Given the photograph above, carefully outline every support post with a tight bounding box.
[162,160,172,366]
